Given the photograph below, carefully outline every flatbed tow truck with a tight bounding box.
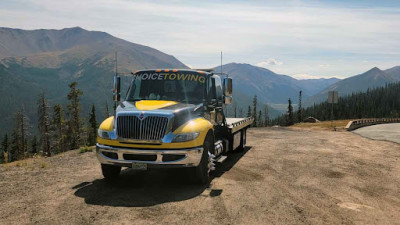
[96,69,253,184]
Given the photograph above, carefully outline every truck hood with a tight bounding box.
[118,100,198,112]
[117,100,204,130]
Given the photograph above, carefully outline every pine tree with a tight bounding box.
[264,106,269,127]
[1,134,8,163]
[286,98,294,126]
[9,131,18,162]
[37,92,51,156]
[252,95,257,126]
[11,109,30,161]
[87,104,97,146]
[258,110,262,127]
[247,105,251,117]
[52,104,66,152]
[67,82,83,149]
[104,101,110,118]
[298,90,302,123]
[239,108,243,118]
[31,136,38,154]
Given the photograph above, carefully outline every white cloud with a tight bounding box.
[292,74,327,80]
[256,58,283,68]
[0,0,399,77]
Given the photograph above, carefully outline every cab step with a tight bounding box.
[215,155,227,163]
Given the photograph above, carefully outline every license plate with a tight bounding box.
[132,162,147,170]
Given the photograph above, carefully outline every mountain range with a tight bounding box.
[0,26,399,135]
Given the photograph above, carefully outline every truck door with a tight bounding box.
[205,75,225,126]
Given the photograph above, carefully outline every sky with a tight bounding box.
[0,0,400,79]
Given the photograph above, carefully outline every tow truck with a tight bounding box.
[96,69,254,184]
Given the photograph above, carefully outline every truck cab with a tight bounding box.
[96,69,253,184]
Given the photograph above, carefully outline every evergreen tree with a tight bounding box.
[37,92,51,156]
[298,90,302,123]
[252,95,257,126]
[247,105,251,117]
[258,110,262,127]
[31,136,38,154]
[1,134,8,163]
[67,82,83,149]
[87,104,97,146]
[264,106,269,127]
[239,108,243,118]
[286,98,294,126]
[104,101,110,118]
[9,131,18,162]
[52,104,66,152]
[12,108,30,160]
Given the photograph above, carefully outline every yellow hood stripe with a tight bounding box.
[135,100,178,111]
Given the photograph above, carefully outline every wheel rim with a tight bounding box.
[208,152,216,173]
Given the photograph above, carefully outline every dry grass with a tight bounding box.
[1,156,51,170]
[291,119,353,131]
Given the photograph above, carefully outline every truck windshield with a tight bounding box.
[126,72,205,104]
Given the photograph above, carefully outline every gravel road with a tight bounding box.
[1,128,400,225]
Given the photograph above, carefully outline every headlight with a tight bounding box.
[172,132,200,142]
[98,129,111,139]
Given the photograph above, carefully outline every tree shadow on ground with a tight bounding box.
[73,146,251,207]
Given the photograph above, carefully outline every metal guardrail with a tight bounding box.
[345,118,400,131]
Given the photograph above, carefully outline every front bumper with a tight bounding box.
[96,143,203,168]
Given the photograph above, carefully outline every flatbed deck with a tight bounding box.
[226,117,254,133]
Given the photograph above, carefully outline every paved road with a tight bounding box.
[1,128,400,224]
[353,123,400,144]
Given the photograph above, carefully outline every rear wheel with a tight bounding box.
[101,164,121,181]
[192,134,213,185]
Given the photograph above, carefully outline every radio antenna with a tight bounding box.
[220,51,223,74]
[115,52,118,75]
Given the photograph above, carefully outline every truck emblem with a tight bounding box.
[138,113,144,120]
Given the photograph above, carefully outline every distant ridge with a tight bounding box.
[215,63,340,104]
[304,66,400,106]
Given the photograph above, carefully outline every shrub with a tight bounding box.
[79,146,93,154]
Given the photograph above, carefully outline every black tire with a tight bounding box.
[101,164,121,181]
[237,129,246,152]
[192,134,213,185]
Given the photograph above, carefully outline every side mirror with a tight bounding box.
[113,76,121,102]
[223,77,233,105]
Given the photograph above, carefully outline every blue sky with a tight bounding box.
[0,0,399,79]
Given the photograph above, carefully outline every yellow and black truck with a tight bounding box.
[96,69,253,184]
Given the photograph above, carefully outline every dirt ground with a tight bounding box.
[1,127,400,225]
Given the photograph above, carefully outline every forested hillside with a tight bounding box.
[272,82,400,126]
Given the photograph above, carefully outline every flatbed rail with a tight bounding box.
[226,117,254,133]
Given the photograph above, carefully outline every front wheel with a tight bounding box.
[101,164,121,181]
[191,134,213,185]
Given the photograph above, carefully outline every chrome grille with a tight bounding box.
[116,115,169,141]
